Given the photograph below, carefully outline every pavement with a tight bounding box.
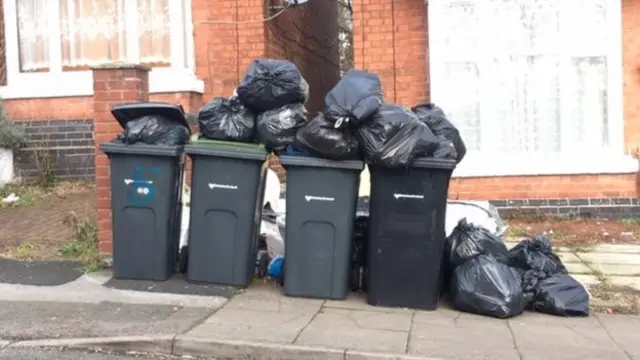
[0,275,639,360]
[0,348,182,359]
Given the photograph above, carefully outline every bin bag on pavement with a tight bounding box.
[508,235,568,275]
[117,115,190,145]
[256,103,307,151]
[445,218,509,268]
[294,113,360,160]
[324,70,383,128]
[450,254,526,319]
[412,103,467,163]
[354,103,440,168]
[236,58,309,111]
[197,97,256,142]
[528,273,589,317]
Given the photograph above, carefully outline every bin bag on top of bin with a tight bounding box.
[111,102,190,146]
[412,103,467,163]
[324,70,383,128]
[354,102,439,168]
[236,58,309,112]
[197,97,256,142]
[294,113,360,160]
[256,103,307,152]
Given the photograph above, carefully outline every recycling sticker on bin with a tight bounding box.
[393,193,424,200]
[124,165,161,206]
[208,183,238,190]
[305,195,335,202]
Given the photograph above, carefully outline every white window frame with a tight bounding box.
[428,0,636,178]
[0,0,203,99]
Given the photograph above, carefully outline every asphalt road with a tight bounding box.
[0,348,198,360]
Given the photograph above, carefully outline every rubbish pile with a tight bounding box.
[193,58,466,167]
[197,58,308,153]
[443,219,590,318]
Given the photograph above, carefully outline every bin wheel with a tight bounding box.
[178,246,188,274]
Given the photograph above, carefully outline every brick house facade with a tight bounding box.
[1,0,339,253]
[353,0,640,217]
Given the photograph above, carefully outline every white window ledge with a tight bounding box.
[0,69,204,100]
[453,152,638,178]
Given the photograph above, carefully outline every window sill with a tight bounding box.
[452,152,638,178]
[0,69,204,100]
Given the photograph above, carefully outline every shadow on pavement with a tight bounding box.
[0,258,84,286]
[103,273,238,298]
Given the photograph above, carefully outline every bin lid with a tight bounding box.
[184,140,268,161]
[111,102,189,129]
[368,158,456,170]
[100,142,183,157]
[189,134,266,151]
[279,155,364,171]
[411,158,457,170]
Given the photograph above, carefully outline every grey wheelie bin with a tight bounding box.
[184,138,269,287]
[279,155,364,300]
[99,103,189,281]
[366,158,456,310]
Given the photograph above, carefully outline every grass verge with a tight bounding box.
[59,211,103,273]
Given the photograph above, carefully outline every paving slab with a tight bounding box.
[295,308,410,354]
[579,252,640,266]
[608,275,640,290]
[224,283,324,314]
[556,252,582,263]
[585,263,640,276]
[324,292,414,313]
[596,314,640,354]
[572,274,601,286]
[409,311,518,360]
[187,307,314,344]
[509,315,618,351]
[592,244,640,254]
[564,261,595,274]
[0,301,212,341]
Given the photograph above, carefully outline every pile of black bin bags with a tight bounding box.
[195,57,467,166]
[441,219,590,319]
[113,114,191,146]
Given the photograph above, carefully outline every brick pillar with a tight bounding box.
[92,64,150,255]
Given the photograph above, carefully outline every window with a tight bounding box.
[1,0,201,98]
[428,0,633,176]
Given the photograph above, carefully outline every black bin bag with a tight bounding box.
[354,103,439,168]
[256,103,307,152]
[236,58,309,112]
[529,273,589,317]
[294,113,360,160]
[324,70,383,128]
[442,218,509,294]
[197,97,256,142]
[508,235,568,275]
[118,115,190,146]
[412,103,466,163]
[451,254,527,319]
[446,218,509,268]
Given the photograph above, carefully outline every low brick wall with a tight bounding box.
[14,119,95,181]
[492,198,640,219]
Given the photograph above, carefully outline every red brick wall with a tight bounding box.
[264,0,341,178]
[353,0,639,200]
[92,65,150,254]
